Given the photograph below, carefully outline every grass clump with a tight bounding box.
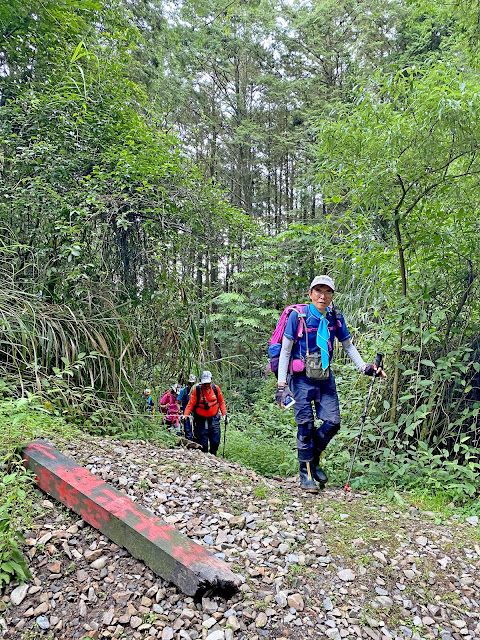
[0,396,83,589]
[224,425,297,478]
[222,379,298,477]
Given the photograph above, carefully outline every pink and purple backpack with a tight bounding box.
[266,304,308,377]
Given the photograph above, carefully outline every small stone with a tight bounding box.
[182,608,196,620]
[103,607,115,625]
[48,560,62,573]
[36,616,50,630]
[162,627,174,640]
[84,549,103,562]
[37,532,52,545]
[118,613,131,625]
[452,621,467,629]
[206,631,225,640]
[227,615,240,631]
[373,551,387,564]
[415,536,428,546]
[255,612,268,628]
[423,617,435,626]
[338,569,356,581]
[130,616,142,629]
[403,570,415,579]
[278,543,290,555]
[91,556,108,570]
[466,516,478,526]
[287,593,304,611]
[275,592,288,608]
[34,602,49,616]
[375,596,393,609]
[203,617,217,629]
[324,597,333,611]
[202,597,218,614]
[228,515,246,529]
[10,584,29,606]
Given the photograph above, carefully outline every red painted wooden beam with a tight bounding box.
[22,440,242,596]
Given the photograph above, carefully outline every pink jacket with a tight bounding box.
[160,392,180,420]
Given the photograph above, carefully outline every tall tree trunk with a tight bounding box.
[390,212,407,423]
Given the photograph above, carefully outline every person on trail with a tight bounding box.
[183,371,227,455]
[160,384,181,434]
[178,374,197,441]
[142,388,155,417]
[275,275,386,494]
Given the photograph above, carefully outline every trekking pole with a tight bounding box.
[345,353,383,493]
[222,414,229,458]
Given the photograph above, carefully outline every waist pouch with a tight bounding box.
[304,352,330,380]
[267,343,305,376]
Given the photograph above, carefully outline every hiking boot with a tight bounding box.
[312,457,328,485]
[299,461,320,493]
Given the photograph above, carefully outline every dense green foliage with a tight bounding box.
[1,0,479,522]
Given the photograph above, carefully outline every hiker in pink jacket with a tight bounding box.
[160,384,181,432]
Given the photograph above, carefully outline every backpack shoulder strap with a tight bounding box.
[193,385,201,410]
[292,304,309,344]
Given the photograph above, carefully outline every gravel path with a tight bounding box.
[2,436,480,640]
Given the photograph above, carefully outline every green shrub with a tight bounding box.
[224,427,297,477]
[0,465,34,589]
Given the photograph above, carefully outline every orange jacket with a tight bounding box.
[184,384,227,418]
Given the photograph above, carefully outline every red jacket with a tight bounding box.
[184,384,227,418]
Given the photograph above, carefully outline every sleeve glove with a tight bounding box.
[275,386,291,405]
[363,364,378,376]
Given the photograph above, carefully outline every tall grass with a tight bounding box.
[0,285,133,394]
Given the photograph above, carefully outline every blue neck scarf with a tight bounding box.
[309,303,330,370]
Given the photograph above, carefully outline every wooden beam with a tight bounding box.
[22,440,241,597]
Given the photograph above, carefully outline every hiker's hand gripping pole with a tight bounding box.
[345,353,383,493]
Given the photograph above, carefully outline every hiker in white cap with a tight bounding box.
[142,388,154,417]
[275,275,386,493]
[183,371,227,455]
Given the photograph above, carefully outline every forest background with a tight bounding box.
[1,0,480,515]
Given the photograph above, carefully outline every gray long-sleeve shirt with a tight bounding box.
[277,336,365,385]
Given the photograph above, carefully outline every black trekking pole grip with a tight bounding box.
[375,353,383,370]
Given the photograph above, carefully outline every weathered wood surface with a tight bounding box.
[22,439,242,596]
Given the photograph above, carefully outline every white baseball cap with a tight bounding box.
[200,370,212,384]
[144,389,151,395]
[309,275,335,292]
[188,374,197,383]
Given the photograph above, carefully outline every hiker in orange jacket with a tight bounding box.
[183,371,227,455]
